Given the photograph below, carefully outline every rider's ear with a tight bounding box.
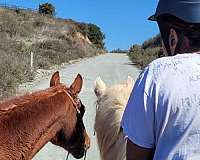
[169,28,178,55]
[70,74,83,95]
[50,71,60,87]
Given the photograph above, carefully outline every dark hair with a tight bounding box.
[157,14,200,55]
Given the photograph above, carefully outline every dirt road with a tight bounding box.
[23,53,141,160]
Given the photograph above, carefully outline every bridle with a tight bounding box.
[63,89,88,160]
[93,101,100,136]
[64,89,81,114]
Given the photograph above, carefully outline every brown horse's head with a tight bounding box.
[50,71,90,159]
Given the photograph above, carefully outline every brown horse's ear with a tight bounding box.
[70,74,83,95]
[50,71,60,87]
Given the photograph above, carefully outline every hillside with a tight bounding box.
[0,6,105,99]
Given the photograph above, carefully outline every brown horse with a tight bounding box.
[0,71,90,160]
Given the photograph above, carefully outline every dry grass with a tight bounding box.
[0,40,34,99]
[0,7,103,100]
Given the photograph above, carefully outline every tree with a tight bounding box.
[75,22,105,49]
[87,24,105,49]
[38,3,55,16]
[76,22,89,37]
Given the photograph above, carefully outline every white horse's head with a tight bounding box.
[94,76,134,97]
[94,76,134,160]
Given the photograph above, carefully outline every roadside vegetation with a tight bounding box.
[0,5,105,99]
[110,48,128,53]
[128,34,163,69]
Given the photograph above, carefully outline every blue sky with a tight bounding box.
[1,0,159,51]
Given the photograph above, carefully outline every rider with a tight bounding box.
[121,0,200,159]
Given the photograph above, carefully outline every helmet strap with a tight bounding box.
[158,23,172,56]
[161,31,172,56]
[174,31,185,54]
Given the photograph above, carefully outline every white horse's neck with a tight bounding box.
[94,77,134,160]
[100,131,126,160]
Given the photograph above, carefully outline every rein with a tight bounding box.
[63,89,88,160]
[93,102,99,136]
[66,149,88,160]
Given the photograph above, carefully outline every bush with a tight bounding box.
[76,22,89,37]
[128,35,163,69]
[142,34,161,50]
[87,23,105,49]
[129,44,144,65]
[76,23,105,49]
[31,38,96,68]
[110,48,128,53]
[38,3,55,16]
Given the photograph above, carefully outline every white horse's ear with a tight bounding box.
[127,76,134,86]
[94,77,106,97]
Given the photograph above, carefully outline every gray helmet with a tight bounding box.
[149,0,200,23]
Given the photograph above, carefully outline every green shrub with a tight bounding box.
[142,34,161,50]
[76,22,89,37]
[38,3,55,16]
[76,23,105,49]
[128,35,163,69]
[87,23,105,49]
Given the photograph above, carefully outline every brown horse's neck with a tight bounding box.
[0,86,76,160]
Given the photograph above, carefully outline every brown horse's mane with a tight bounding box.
[0,84,68,114]
[0,72,90,160]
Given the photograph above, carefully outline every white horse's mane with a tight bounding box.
[94,76,134,160]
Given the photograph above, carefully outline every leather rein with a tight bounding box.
[63,89,88,160]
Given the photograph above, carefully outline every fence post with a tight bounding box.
[31,52,34,72]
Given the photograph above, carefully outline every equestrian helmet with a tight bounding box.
[149,0,200,23]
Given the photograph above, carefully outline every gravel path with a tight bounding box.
[19,53,141,160]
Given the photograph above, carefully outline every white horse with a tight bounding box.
[94,77,134,160]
